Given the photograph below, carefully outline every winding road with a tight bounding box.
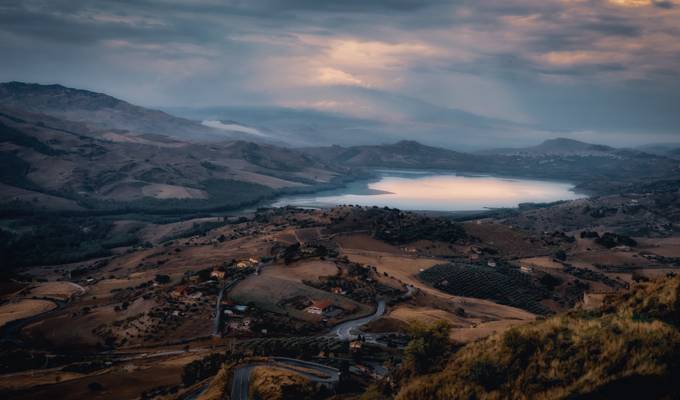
[330,299,386,340]
[230,357,340,400]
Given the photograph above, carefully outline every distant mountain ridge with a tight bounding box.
[303,138,679,190]
[302,140,485,170]
[1,82,678,213]
[479,138,618,157]
[0,82,252,142]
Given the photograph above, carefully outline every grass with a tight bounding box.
[249,366,315,400]
[394,275,680,400]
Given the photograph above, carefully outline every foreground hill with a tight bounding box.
[394,275,680,400]
[0,82,250,142]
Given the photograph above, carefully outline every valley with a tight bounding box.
[1,82,680,400]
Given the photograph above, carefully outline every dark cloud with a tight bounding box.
[0,0,679,147]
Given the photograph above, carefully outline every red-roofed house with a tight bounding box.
[306,299,334,315]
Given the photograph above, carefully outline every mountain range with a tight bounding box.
[0,82,678,214]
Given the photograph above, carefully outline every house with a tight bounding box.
[520,265,533,273]
[171,285,189,298]
[306,299,334,315]
[331,287,346,295]
[235,259,256,269]
[613,245,631,252]
[210,270,226,280]
[350,340,363,352]
[227,318,252,332]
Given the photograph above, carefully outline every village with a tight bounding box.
[2,204,679,399]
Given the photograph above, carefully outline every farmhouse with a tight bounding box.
[170,285,189,298]
[210,270,226,279]
[306,299,333,315]
[227,317,252,332]
[234,258,258,269]
[331,287,346,295]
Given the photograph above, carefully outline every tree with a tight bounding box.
[403,320,452,374]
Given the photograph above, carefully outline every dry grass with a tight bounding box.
[336,234,401,253]
[388,305,466,329]
[396,275,680,400]
[6,353,198,400]
[518,256,563,271]
[229,270,369,322]
[636,236,680,258]
[29,281,84,301]
[248,366,313,400]
[343,250,535,341]
[265,260,339,281]
[0,299,56,327]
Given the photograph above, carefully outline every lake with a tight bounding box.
[271,170,585,212]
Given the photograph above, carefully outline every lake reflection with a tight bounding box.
[272,171,585,211]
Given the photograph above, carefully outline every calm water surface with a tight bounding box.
[272,170,585,211]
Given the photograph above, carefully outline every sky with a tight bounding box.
[1,0,680,147]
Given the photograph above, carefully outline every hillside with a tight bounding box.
[394,275,680,400]
[302,140,485,170]
[480,138,616,157]
[0,106,348,213]
[0,82,249,142]
[304,139,679,191]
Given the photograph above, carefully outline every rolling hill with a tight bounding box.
[0,82,253,142]
[0,106,350,214]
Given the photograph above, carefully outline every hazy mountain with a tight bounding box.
[304,139,679,189]
[478,138,617,157]
[637,143,680,159]
[0,82,255,142]
[165,105,392,147]
[301,140,486,170]
[165,87,554,150]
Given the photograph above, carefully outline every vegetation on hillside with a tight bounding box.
[393,275,680,400]
[249,366,318,400]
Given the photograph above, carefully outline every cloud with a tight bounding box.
[315,67,366,87]
[0,0,679,146]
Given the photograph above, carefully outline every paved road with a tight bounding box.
[330,299,386,341]
[213,283,228,337]
[230,358,340,400]
[231,363,256,400]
